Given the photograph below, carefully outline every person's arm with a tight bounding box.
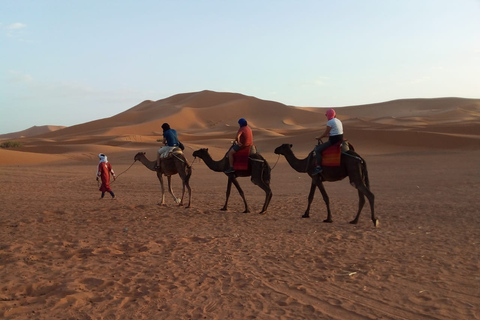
[235,131,243,146]
[316,126,331,140]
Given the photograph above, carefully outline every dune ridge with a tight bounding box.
[1,91,479,166]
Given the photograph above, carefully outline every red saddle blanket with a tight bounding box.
[233,147,250,171]
[321,144,342,167]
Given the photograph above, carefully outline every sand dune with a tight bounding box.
[0,125,66,140]
[0,91,479,319]
[2,91,479,162]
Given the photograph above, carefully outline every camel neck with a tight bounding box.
[284,149,311,173]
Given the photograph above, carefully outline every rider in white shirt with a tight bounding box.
[312,108,344,175]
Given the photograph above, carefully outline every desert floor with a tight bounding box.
[0,147,479,319]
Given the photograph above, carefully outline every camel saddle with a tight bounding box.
[233,145,257,171]
[160,146,184,159]
[320,140,350,167]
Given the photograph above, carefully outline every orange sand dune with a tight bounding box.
[0,125,65,140]
[2,91,479,166]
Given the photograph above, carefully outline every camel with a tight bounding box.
[274,143,378,227]
[134,151,192,208]
[192,148,272,214]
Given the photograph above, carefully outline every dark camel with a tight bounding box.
[192,148,273,214]
[274,143,378,227]
[134,151,192,208]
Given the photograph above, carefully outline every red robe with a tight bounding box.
[97,162,114,192]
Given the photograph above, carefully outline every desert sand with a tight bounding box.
[0,91,479,319]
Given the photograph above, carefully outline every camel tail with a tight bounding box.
[263,160,271,184]
[251,153,271,184]
[184,157,193,182]
[362,159,370,189]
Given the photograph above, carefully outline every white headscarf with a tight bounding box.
[99,153,108,163]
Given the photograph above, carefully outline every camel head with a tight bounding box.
[134,152,146,161]
[274,144,293,155]
[192,148,208,159]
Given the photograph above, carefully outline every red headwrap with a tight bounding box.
[326,108,336,120]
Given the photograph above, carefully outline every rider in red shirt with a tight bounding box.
[225,118,253,174]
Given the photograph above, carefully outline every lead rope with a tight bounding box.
[110,159,137,184]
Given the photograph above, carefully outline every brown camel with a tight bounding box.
[134,151,192,208]
[192,148,272,214]
[274,143,378,227]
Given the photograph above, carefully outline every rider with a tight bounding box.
[156,123,179,169]
[224,118,253,174]
[312,108,344,175]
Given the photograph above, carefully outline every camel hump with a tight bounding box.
[249,152,266,163]
[341,140,350,153]
[172,147,184,154]
[342,140,355,152]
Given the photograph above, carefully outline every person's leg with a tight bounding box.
[312,141,331,175]
[225,145,239,173]
[100,192,105,199]
[156,149,161,168]
[109,191,116,199]
[225,149,236,173]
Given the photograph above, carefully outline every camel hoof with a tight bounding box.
[373,219,379,228]
[259,211,266,215]
[301,214,310,218]
[243,210,250,214]
[349,220,358,224]
[220,208,227,211]
[323,219,333,223]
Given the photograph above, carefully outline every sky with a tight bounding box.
[1,0,479,134]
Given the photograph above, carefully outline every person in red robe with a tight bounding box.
[96,153,116,199]
[224,118,253,174]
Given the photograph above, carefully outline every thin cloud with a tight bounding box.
[6,22,27,29]
[298,77,330,87]
[8,70,34,83]
[2,22,27,38]
[409,76,431,84]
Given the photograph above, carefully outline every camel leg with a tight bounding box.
[316,180,332,223]
[166,176,180,204]
[350,185,377,227]
[184,169,192,208]
[177,174,186,207]
[157,173,166,206]
[231,177,250,213]
[302,180,317,218]
[221,177,233,211]
[350,190,365,224]
[178,174,192,208]
[184,180,192,208]
[178,180,185,207]
[257,182,272,215]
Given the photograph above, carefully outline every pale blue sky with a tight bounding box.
[1,0,479,134]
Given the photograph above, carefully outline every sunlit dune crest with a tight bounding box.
[1,91,479,165]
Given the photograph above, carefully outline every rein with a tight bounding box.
[269,154,281,170]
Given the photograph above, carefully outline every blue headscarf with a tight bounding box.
[238,118,247,127]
